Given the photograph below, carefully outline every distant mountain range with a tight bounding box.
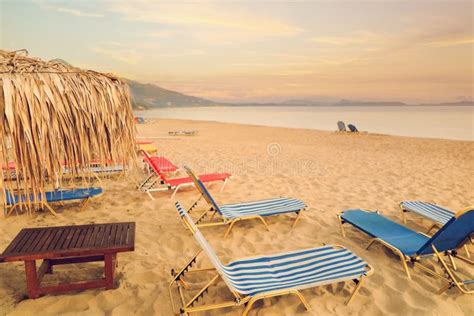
[126,79,473,109]
[126,79,222,109]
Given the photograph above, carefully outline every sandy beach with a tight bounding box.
[0,118,473,316]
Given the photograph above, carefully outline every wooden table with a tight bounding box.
[0,222,135,298]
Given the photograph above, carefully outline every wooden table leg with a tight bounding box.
[24,260,39,299]
[104,254,116,290]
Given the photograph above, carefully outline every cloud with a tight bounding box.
[56,7,104,18]
[34,1,104,18]
[109,2,302,37]
[90,46,142,65]
[309,31,379,45]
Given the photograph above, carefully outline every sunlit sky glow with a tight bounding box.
[1,0,473,103]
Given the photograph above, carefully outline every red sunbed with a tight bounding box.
[137,150,232,199]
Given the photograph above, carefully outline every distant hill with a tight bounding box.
[125,79,474,109]
[125,79,222,109]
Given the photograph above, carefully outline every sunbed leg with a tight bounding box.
[337,214,346,237]
[448,254,457,271]
[220,178,228,192]
[209,209,219,221]
[292,290,311,310]
[224,220,238,238]
[345,277,365,305]
[171,186,181,199]
[6,204,17,217]
[463,245,470,258]
[256,216,270,232]
[399,204,407,224]
[400,258,411,279]
[242,297,259,316]
[79,198,91,212]
[43,202,58,217]
[292,211,302,228]
[147,191,155,200]
[366,238,411,279]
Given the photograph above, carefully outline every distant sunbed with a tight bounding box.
[337,208,473,289]
[169,202,374,315]
[337,121,347,132]
[137,151,231,199]
[347,124,359,132]
[4,187,104,217]
[183,166,306,237]
[168,130,198,136]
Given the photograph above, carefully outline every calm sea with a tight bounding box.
[135,106,474,141]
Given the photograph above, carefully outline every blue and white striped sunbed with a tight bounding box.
[219,197,306,219]
[400,201,455,225]
[169,202,373,315]
[183,166,307,236]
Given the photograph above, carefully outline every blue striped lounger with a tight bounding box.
[183,166,307,236]
[400,201,455,225]
[169,202,373,315]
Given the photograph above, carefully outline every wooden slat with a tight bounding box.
[39,228,58,252]
[24,230,47,253]
[128,223,135,247]
[34,229,54,253]
[80,226,94,248]
[15,229,40,254]
[107,225,118,247]
[96,225,111,247]
[68,227,82,249]
[3,229,29,255]
[74,226,91,249]
[47,228,65,251]
[92,225,104,247]
[59,227,76,250]
[84,225,100,248]
[114,224,124,245]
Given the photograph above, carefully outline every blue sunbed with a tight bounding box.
[4,187,104,216]
[338,208,473,282]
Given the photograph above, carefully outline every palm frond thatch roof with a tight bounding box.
[0,49,136,205]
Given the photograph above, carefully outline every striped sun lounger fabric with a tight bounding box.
[176,202,370,296]
[400,201,455,225]
[195,178,306,219]
[219,197,306,219]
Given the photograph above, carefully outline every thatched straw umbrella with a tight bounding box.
[0,49,136,211]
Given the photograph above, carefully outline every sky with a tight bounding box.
[0,0,473,103]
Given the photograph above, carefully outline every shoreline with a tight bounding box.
[133,105,474,142]
[136,117,474,143]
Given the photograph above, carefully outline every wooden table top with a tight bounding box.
[0,222,135,262]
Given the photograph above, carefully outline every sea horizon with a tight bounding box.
[135,105,474,141]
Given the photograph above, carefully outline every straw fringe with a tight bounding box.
[0,49,136,211]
